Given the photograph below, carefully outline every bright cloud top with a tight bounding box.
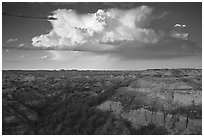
[174,23,186,27]
[170,23,189,40]
[32,6,162,50]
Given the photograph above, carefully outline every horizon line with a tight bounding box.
[2,67,202,71]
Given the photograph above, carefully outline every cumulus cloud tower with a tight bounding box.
[32,6,161,50]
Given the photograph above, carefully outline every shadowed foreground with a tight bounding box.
[2,69,202,135]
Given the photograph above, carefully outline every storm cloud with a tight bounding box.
[32,6,162,50]
[30,5,201,59]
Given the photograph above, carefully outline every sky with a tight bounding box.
[2,2,202,70]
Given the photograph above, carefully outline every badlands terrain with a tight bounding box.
[2,69,202,135]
